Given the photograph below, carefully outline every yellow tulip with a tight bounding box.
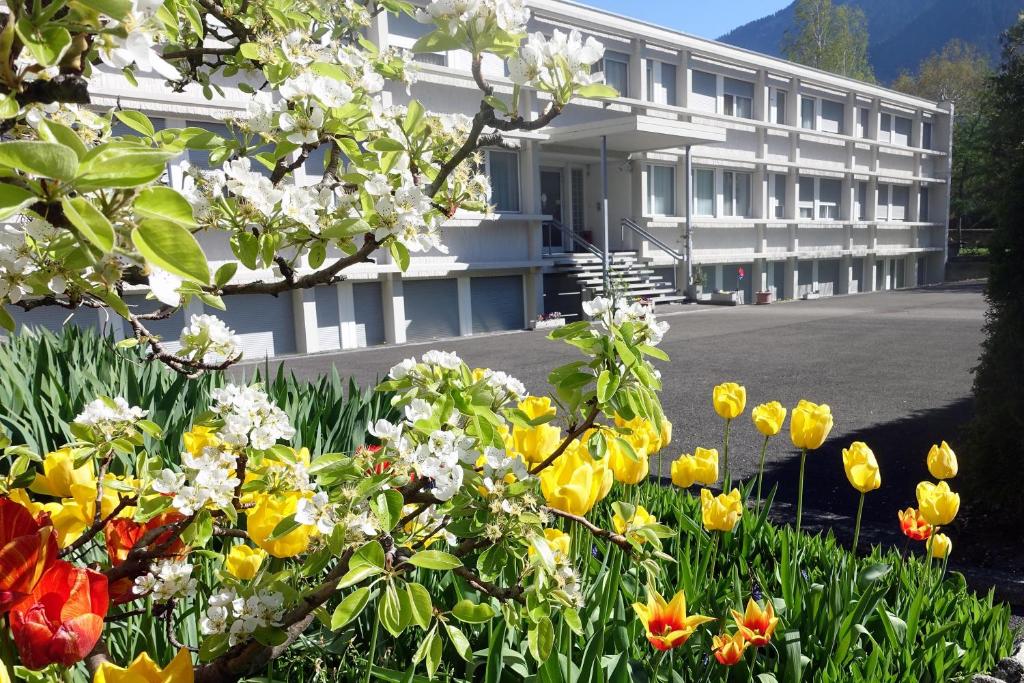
[927,533,952,559]
[751,402,787,437]
[670,448,719,488]
[182,425,219,457]
[713,383,746,420]
[700,488,743,532]
[225,544,267,580]
[50,477,130,547]
[512,397,561,465]
[632,588,714,651]
[247,492,315,558]
[569,435,614,501]
[612,504,657,543]
[842,441,881,494]
[790,400,834,450]
[606,438,650,485]
[915,481,960,526]
[539,440,610,517]
[529,528,570,559]
[614,415,665,455]
[30,447,94,499]
[659,419,673,449]
[7,488,61,521]
[926,441,958,480]
[93,647,193,683]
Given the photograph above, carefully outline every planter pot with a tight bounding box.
[686,284,704,299]
[709,291,741,306]
[530,317,566,331]
[756,290,773,305]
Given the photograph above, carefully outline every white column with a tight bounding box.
[457,276,473,337]
[292,288,319,354]
[367,6,389,49]
[839,255,853,295]
[630,39,644,101]
[382,275,406,345]
[784,258,797,300]
[677,50,690,109]
[754,69,769,122]
[787,77,800,127]
[337,281,358,350]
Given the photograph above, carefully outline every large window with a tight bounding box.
[646,60,677,105]
[772,173,787,218]
[798,177,815,218]
[857,181,868,220]
[893,116,912,146]
[801,97,816,129]
[774,90,787,125]
[723,78,753,119]
[694,168,715,216]
[646,165,674,215]
[820,99,844,134]
[880,113,892,143]
[690,69,717,112]
[891,185,909,221]
[858,107,870,138]
[818,179,841,220]
[877,183,890,220]
[601,51,629,97]
[485,150,520,212]
[922,121,933,150]
[919,186,930,222]
[723,171,751,217]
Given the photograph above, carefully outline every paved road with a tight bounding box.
[244,282,985,537]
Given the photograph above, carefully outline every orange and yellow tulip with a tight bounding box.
[731,598,779,647]
[0,497,58,614]
[712,632,748,666]
[632,588,714,651]
[897,507,932,541]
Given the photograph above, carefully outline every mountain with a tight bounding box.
[718,0,1023,83]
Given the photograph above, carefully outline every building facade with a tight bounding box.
[10,0,952,359]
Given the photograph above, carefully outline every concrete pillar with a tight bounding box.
[811,259,819,292]
[787,77,800,127]
[677,50,690,109]
[337,281,358,350]
[839,254,853,295]
[754,69,769,122]
[367,5,389,49]
[382,275,406,344]
[525,269,542,323]
[292,288,319,354]
[844,92,857,138]
[457,276,472,336]
[784,257,797,300]
[752,258,766,294]
[910,180,922,222]
[630,39,644,101]
[752,166,767,219]
[841,173,853,222]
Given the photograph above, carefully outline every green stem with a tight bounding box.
[363,589,382,683]
[652,650,667,681]
[756,435,770,508]
[723,419,732,490]
[795,448,807,534]
[851,492,865,553]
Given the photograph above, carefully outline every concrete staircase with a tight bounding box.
[544,251,684,319]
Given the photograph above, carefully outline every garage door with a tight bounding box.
[797,261,814,298]
[220,293,296,359]
[404,279,459,342]
[8,305,101,337]
[314,285,341,351]
[471,275,524,333]
[771,261,786,299]
[353,282,385,347]
[818,259,840,297]
[852,258,865,293]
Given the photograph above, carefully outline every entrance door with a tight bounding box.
[541,170,564,252]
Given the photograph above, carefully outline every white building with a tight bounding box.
[12,0,952,359]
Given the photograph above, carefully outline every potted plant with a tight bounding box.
[687,269,707,299]
[531,312,566,330]
[756,289,773,305]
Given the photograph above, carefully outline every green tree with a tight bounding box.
[965,17,1024,529]
[782,0,875,82]
[892,40,994,234]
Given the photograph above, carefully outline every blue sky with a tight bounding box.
[580,1,792,39]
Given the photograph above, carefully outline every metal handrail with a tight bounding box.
[620,217,686,261]
[543,219,603,258]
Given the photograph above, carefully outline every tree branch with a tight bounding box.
[542,506,635,554]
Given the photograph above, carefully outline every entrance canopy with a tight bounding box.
[543,114,726,152]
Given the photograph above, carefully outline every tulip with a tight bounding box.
[712,632,748,666]
[897,507,932,541]
[713,383,746,487]
[539,440,611,517]
[631,588,714,651]
[928,533,952,560]
[528,528,570,559]
[606,438,650,485]
[670,448,719,489]
[658,419,672,450]
[0,497,59,614]
[611,505,657,544]
[225,544,267,580]
[751,402,787,506]
[93,648,193,683]
[29,448,94,499]
[790,399,834,533]
[700,488,743,533]
[104,511,186,603]
[842,441,881,552]
[512,397,561,466]
[247,492,315,558]
[926,441,958,480]
[731,598,778,647]
[915,481,960,527]
[183,425,219,457]
[10,560,109,669]
[50,478,128,547]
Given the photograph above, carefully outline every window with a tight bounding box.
[772,173,787,218]
[877,183,890,220]
[880,113,892,143]
[646,165,674,215]
[723,78,754,119]
[893,116,912,146]
[858,107,870,138]
[690,69,717,112]
[818,179,841,220]
[919,186,930,222]
[486,150,520,212]
[601,51,629,97]
[646,61,677,105]
[922,121,933,149]
[798,177,815,218]
[820,99,844,134]
[723,171,751,217]
[801,97,816,129]
[694,168,715,216]
[775,90,787,124]
[891,185,909,221]
[414,52,447,66]
[857,181,868,220]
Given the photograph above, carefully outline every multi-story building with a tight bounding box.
[10,0,952,359]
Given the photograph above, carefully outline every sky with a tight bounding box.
[579,1,793,40]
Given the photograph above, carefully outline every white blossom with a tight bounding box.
[133,559,196,602]
[420,349,462,371]
[209,384,295,449]
[295,491,338,535]
[73,397,147,435]
[404,398,432,424]
[179,314,241,363]
[388,357,417,380]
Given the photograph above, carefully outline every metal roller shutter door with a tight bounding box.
[818,259,840,297]
[314,285,341,351]
[8,306,101,337]
[771,262,786,299]
[404,279,459,342]
[471,275,524,333]
[125,296,185,352]
[353,282,385,347]
[852,258,865,293]
[220,293,296,359]
[797,261,814,298]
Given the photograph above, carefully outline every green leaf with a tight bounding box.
[0,141,77,181]
[330,586,370,630]
[214,262,237,288]
[134,186,197,226]
[71,0,132,19]
[406,582,433,630]
[411,30,464,54]
[452,598,495,624]
[371,489,404,531]
[38,121,87,160]
[75,146,180,190]
[0,94,18,120]
[0,184,37,221]
[266,513,301,541]
[444,623,473,662]
[15,20,71,67]
[404,550,462,570]
[0,306,14,332]
[575,83,619,99]
[61,197,115,252]
[381,581,405,636]
[132,219,210,284]
[113,110,156,137]
[528,615,554,662]
[367,137,405,152]
[389,240,410,271]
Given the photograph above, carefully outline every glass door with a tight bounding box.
[541,169,564,252]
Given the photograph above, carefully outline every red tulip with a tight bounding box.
[0,497,59,613]
[104,512,185,603]
[10,560,109,669]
